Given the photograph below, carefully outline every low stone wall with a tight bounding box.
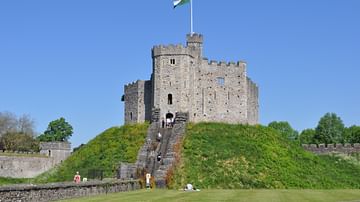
[0,180,141,202]
[0,155,53,178]
[302,143,360,155]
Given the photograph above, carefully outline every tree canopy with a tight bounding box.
[37,117,73,142]
[268,121,299,140]
[298,128,316,144]
[314,113,345,144]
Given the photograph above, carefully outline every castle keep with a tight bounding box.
[124,34,259,124]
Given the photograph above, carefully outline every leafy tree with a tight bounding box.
[37,117,73,142]
[268,121,299,140]
[314,113,345,144]
[299,129,316,144]
[344,125,360,143]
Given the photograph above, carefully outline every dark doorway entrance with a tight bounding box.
[165,113,174,128]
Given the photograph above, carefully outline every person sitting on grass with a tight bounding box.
[183,183,200,191]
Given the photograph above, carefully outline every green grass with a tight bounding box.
[0,177,30,186]
[59,189,360,202]
[170,123,360,189]
[33,123,149,183]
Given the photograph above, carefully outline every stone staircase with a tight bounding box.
[117,111,188,188]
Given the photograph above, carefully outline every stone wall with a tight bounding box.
[302,143,360,155]
[124,80,152,124]
[0,142,71,178]
[247,78,259,125]
[0,155,52,178]
[0,180,140,202]
[40,142,71,164]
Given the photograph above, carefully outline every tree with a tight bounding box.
[0,111,17,137]
[268,121,299,140]
[0,111,38,151]
[37,117,73,142]
[314,113,345,144]
[299,129,316,144]
[17,114,36,136]
[1,132,39,152]
[344,125,360,143]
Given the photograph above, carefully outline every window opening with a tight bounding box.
[130,112,133,120]
[170,59,176,65]
[168,94,173,105]
[217,77,225,86]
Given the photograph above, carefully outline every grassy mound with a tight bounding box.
[34,123,148,183]
[171,123,360,189]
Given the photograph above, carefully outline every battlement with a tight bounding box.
[152,44,189,57]
[302,143,360,154]
[204,59,246,68]
[187,33,203,44]
[125,80,146,89]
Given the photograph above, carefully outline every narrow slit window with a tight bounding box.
[130,112,133,120]
[168,94,173,105]
[170,59,176,65]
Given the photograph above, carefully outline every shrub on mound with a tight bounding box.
[171,123,360,189]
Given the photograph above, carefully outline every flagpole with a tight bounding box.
[190,0,194,35]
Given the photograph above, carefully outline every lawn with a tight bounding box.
[59,189,360,202]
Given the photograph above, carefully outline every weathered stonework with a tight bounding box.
[0,180,140,202]
[0,142,71,178]
[123,34,259,125]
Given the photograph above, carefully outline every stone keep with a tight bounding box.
[124,34,259,124]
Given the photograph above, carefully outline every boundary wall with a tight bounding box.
[0,180,140,202]
[302,143,360,155]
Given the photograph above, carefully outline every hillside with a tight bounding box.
[170,123,360,189]
[34,123,148,183]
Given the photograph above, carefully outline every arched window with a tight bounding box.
[48,150,51,157]
[168,94,173,105]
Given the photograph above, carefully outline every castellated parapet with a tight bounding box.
[123,34,259,125]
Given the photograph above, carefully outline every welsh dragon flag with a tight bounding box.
[173,0,190,8]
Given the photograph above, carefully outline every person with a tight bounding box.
[73,171,81,183]
[162,119,165,128]
[166,118,171,128]
[157,132,162,142]
[183,183,200,191]
[145,173,151,189]
[157,152,162,162]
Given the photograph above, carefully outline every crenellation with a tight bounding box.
[303,143,360,155]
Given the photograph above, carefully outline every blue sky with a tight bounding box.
[0,0,359,148]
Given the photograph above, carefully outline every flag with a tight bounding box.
[173,0,190,8]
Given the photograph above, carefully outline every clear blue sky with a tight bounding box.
[1,0,359,148]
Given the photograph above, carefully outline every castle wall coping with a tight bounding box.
[302,143,360,148]
[0,179,139,192]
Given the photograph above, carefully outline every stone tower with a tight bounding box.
[123,34,259,125]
